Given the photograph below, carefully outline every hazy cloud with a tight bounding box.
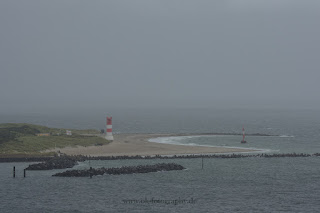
[1,0,320,112]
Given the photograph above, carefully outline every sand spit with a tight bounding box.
[47,133,258,157]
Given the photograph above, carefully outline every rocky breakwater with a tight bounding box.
[52,163,185,177]
[26,156,77,170]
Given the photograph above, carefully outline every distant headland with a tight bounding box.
[0,123,277,158]
[0,123,110,158]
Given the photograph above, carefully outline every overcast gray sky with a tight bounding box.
[1,0,320,112]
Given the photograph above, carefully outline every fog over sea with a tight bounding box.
[1,108,320,212]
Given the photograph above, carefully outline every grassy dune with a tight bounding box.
[0,123,100,135]
[0,123,110,157]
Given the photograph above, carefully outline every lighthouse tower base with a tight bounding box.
[105,135,114,141]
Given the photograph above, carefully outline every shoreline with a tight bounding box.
[47,133,261,157]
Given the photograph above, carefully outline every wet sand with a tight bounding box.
[47,133,258,156]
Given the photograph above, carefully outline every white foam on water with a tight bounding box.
[279,135,295,138]
[148,135,273,153]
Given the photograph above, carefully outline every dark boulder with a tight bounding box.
[53,163,185,177]
[26,156,77,170]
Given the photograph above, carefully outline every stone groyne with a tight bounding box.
[53,163,185,177]
[25,156,77,170]
[68,152,315,160]
[2,153,320,164]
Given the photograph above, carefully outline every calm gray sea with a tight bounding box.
[1,108,320,212]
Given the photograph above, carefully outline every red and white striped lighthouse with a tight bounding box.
[105,116,114,141]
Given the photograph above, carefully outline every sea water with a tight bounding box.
[1,108,320,212]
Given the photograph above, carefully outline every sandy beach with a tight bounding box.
[50,133,258,156]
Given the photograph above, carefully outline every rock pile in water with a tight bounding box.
[26,156,77,170]
[52,163,185,177]
[2,152,320,164]
[66,152,314,161]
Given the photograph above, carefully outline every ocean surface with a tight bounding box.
[1,108,320,212]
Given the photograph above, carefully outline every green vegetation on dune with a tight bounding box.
[0,123,100,136]
[0,124,41,143]
[0,123,109,156]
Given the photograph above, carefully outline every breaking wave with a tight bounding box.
[148,136,272,153]
[279,135,295,138]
